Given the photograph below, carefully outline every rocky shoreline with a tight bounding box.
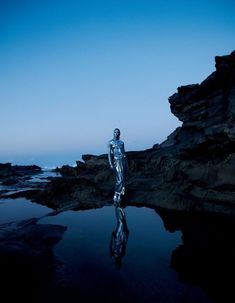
[1,50,235,215]
[0,163,54,200]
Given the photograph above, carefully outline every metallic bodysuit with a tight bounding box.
[108,129,128,203]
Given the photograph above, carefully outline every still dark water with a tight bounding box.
[1,194,228,303]
[40,206,202,303]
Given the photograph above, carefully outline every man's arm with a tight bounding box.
[108,141,114,169]
[122,142,128,170]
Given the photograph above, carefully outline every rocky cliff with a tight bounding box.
[157,50,235,213]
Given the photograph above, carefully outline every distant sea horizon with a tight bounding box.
[0,153,86,169]
[0,149,108,169]
[0,142,159,169]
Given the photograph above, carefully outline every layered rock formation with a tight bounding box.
[158,50,235,213]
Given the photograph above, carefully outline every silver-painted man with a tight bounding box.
[108,128,128,203]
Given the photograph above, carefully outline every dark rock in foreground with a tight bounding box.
[0,218,67,303]
[0,217,66,257]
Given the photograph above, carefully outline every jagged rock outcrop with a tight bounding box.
[167,51,235,156]
[157,50,235,213]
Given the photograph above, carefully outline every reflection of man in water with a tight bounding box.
[110,206,129,270]
[107,128,128,204]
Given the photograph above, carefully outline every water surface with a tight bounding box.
[38,205,210,303]
[0,189,226,303]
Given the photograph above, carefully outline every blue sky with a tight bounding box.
[0,0,235,166]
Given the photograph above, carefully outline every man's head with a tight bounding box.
[113,128,120,139]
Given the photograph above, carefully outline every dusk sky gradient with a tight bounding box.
[1,0,235,167]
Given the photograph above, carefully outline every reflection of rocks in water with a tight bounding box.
[0,218,67,303]
[156,207,235,303]
[110,206,129,269]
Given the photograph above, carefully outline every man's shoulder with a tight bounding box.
[108,139,114,146]
[118,140,124,145]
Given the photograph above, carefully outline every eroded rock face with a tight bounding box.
[168,50,235,157]
[157,50,235,213]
